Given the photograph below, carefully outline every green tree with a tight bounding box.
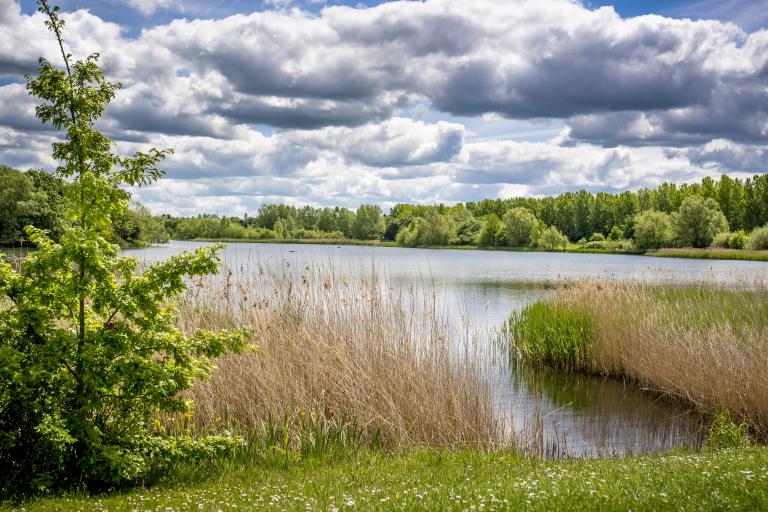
[607,226,624,241]
[0,166,35,244]
[502,207,537,247]
[477,214,504,247]
[537,226,568,251]
[633,210,674,251]
[351,204,384,240]
[395,210,455,247]
[0,2,246,495]
[673,196,729,248]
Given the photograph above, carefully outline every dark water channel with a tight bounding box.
[126,241,768,457]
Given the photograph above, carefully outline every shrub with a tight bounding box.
[608,226,624,241]
[711,230,749,250]
[748,224,768,250]
[589,232,605,242]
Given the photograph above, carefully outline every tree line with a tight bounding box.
[166,173,768,251]
[3,163,768,252]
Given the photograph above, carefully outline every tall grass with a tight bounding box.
[172,260,503,453]
[506,280,768,436]
[647,247,768,261]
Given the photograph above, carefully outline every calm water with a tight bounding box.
[127,241,768,457]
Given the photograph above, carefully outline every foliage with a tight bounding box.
[0,1,246,496]
[537,226,568,251]
[506,302,593,372]
[711,230,748,250]
[502,207,537,247]
[589,232,605,242]
[748,224,768,250]
[708,411,751,449]
[0,166,68,245]
[112,203,170,247]
[673,196,729,248]
[607,226,624,241]
[395,210,455,247]
[477,214,504,247]
[350,204,385,240]
[633,210,674,251]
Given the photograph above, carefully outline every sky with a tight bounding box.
[1,0,767,216]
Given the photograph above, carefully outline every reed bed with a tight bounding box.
[507,280,768,436]
[173,259,504,451]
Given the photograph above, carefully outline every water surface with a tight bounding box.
[127,241,768,457]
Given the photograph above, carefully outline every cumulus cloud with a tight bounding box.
[1,0,767,214]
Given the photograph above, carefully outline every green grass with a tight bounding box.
[6,448,768,511]
[505,302,593,371]
[646,248,768,262]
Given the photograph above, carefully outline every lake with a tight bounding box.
[127,241,768,457]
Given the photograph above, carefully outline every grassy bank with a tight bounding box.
[7,448,768,511]
[647,247,768,261]
[506,281,768,436]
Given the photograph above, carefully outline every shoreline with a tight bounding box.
[181,238,768,262]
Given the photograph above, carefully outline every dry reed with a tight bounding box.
[545,280,768,435]
[174,259,503,450]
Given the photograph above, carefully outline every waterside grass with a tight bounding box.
[172,261,502,451]
[505,280,768,436]
[646,247,768,261]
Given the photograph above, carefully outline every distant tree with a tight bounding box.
[477,214,504,247]
[748,224,768,250]
[607,226,624,241]
[673,196,729,248]
[633,210,674,251]
[502,207,537,247]
[396,210,455,247]
[537,226,568,251]
[351,204,385,240]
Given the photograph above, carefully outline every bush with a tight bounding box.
[608,226,624,241]
[711,230,749,250]
[748,224,768,250]
[589,232,605,242]
[708,410,750,449]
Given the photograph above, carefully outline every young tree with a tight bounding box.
[537,226,569,251]
[0,1,246,495]
[502,207,537,247]
[673,196,729,248]
[633,210,674,251]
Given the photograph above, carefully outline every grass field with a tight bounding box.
[6,448,768,511]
